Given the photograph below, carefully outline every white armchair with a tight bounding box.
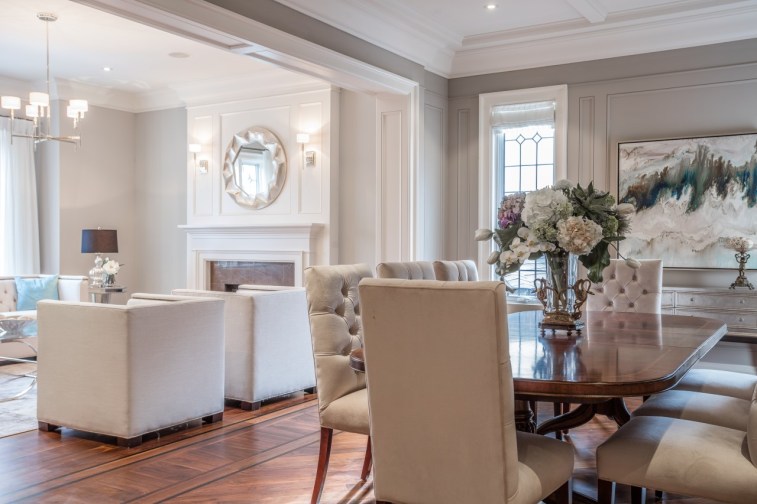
[135,287,316,410]
[36,297,225,447]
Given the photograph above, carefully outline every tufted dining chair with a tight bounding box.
[376,261,436,280]
[432,259,479,281]
[304,264,373,504]
[359,279,574,504]
[587,259,663,313]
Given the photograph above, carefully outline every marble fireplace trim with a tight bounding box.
[180,224,320,288]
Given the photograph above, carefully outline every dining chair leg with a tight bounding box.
[552,402,563,440]
[654,489,663,500]
[597,479,615,504]
[311,427,333,504]
[631,486,646,504]
[360,436,372,481]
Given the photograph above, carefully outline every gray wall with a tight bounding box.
[55,105,136,298]
[134,108,187,294]
[448,38,757,287]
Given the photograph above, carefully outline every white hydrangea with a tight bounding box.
[556,217,604,255]
[521,187,572,227]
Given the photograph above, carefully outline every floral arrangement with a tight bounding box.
[723,237,754,253]
[103,258,121,276]
[475,180,635,283]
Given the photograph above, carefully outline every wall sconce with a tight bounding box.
[188,143,209,174]
[296,133,316,167]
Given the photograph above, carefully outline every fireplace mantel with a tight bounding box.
[179,223,322,288]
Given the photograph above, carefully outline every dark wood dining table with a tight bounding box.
[350,310,727,434]
[508,310,727,434]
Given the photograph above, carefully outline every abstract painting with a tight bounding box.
[618,133,757,269]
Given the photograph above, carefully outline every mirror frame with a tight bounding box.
[222,126,287,209]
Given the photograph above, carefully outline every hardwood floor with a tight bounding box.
[0,395,721,503]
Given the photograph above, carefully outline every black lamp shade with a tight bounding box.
[81,229,118,254]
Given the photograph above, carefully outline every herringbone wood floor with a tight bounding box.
[0,394,720,503]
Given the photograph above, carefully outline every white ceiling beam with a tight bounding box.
[566,0,608,23]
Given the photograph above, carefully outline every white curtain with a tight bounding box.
[0,117,40,275]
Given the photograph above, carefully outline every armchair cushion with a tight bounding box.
[432,260,479,281]
[15,275,59,310]
[675,368,757,400]
[632,389,750,431]
[376,261,435,280]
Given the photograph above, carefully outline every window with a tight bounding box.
[478,86,567,290]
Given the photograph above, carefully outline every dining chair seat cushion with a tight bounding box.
[632,389,750,431]
[318,380,370,435]
[514,431,574,504]
[376,261,435,280]
[675,368,757,400]
[597,416,757,502]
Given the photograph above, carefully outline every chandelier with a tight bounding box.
[1,12,88,147]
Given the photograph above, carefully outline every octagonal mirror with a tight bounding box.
[223,126,287,209]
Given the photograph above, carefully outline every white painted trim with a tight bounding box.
[477,85,568,279]
[454,2,757,77]
[76,0,417,96]
[566,0,608,23]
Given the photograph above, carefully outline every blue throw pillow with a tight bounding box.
[15,275,59,311]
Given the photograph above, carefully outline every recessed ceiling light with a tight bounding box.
[103,66,112,72]
[168,52,190,59]
[485,3,497,10]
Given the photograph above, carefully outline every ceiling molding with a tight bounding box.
[275,0,461,76]
[566,0,608,23]
[452,2,757,77]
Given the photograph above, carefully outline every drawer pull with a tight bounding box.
[738,317,745,322]
[740,299,745,304]
[690,297,695,302]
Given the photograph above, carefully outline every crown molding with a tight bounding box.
[452,1,757,77]
[275,0,460,77]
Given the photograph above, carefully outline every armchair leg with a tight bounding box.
[311,427,333,504]
[116,435,142,448]
[304,386,317,395]
[38,421,60,432]
[360,436,372,481]
[240,401,261,411]
[203,412,223,424]
[598,479,615,504]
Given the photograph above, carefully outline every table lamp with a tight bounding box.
[81,228,118,287]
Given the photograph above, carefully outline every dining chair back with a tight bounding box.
[587,259,662,313]
[432,259,479,281]
[376,261,435,279]
[304,263,373,503]
[359,278,573,504]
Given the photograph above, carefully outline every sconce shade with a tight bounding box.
[296,133,310,144]
[81,229,118,254]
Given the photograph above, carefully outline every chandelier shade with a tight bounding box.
[0,12,87,147]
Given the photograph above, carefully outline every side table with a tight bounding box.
[89,285,126,304]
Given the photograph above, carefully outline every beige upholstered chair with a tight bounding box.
[432,259,479,281]
[304,264,373,504]
[631,388,752,430]
[587,259,662,313]
[36,297,225,447]
[674,368,757,399]
[376,261,435,279]
[133,288,316,411]
[359,279,574,504]
[596,385,757,503]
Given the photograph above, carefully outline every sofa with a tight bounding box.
[0,275,88,358]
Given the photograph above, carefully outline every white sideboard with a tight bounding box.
[662,287,757,373]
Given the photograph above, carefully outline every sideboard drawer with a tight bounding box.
[675,293,753,310]
[675,308,757,329]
